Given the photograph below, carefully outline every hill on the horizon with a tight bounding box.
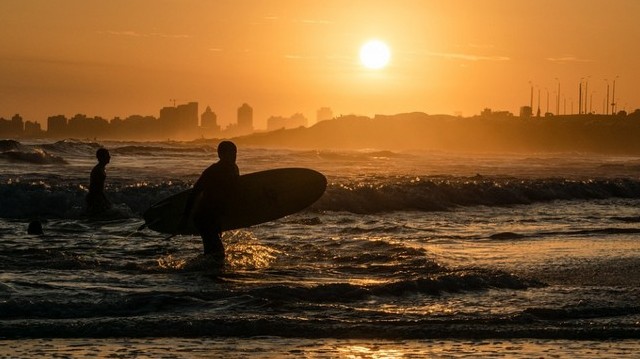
[231,112,640,154]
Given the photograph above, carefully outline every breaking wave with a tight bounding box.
[2,175,640,218]
[314,176,640,213]
[0,149,67,164]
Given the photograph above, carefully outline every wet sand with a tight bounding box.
[1,338,639,358]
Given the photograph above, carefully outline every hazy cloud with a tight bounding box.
[284,54,318,60]
[1,56,118,69]
[295,19,332,25]
[101,30,191,39]
[429,52,510,62]
[466,43,496,49]
[546,56,593,64]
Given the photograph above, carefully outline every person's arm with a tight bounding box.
[183,184,200,218]
[178,173,204,231]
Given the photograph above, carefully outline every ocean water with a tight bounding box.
[1,139,640,357]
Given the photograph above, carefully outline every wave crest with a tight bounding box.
[2,176,640,218]
[315,177,640,213]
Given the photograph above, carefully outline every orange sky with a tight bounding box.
[1,0,639,129]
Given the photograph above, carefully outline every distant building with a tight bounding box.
[480,108,514,118]
[159,102,199,138]
[0,115,24,137]
[67,114,109,138]
[237,103,253,135]
[180,102,199,129]
[267,113,308,131]
[24,121,43,137]
[289,113,307,128]
[316,107,333,123]
[200,106,220,134]
[519,106,533,118]
[47,115,68,137]
[0,117,11,136]
[266,116,286,131]
[11,114,24,134]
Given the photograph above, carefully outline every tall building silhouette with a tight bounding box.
[24,121,42,136]
[0,114,24,137]
[47,115,67,137]
[237,103,253,134]
[159,102,198,138]
[200,106,220,134]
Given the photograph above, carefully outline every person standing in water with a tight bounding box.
[181,141,239,259]
[86,148,112,215]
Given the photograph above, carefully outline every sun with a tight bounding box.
[359,40,391,69]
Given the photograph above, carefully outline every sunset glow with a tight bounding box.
[0,1,639,128]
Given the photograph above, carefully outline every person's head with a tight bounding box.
[217,141,237,163]
[96,148,110,165]
[27,220,43,235]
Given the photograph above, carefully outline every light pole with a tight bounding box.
[612,79,616,114]
[546,88,550,115]
[537,87,541,117]
[584,76,591,115]
[529,81,533,110]
[585,79,588,114]
[555,78,561,115]
[604,79,610,115]
[578,78,583,115]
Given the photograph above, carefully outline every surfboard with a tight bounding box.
[142,168,327,235]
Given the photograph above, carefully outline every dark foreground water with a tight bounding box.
[1,139,640,356]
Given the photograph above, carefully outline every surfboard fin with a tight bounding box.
[137,221,176,240]
[139,218,163,232]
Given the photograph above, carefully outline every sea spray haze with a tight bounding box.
[1,139,640,356]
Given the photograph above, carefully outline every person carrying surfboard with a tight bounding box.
[86,148,112,216]
[180,141,240,259]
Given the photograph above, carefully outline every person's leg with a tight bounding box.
[196,221,225,258]
[201,231,214,255]
[207,220,225,259]
[201,232,223,255]
[209,231,225,259]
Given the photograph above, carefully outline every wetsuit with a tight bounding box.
[186,159,239,257]
[86,163,111,215]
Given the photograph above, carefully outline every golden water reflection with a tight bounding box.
[338,344,403,359]
[3,338,640,358]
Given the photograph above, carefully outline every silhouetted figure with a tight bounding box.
[181,141,239,259]
[86,148,112,216]
[27,220,43,235]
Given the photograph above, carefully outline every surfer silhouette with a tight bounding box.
[86,148,112,216]
[181,141,239,259]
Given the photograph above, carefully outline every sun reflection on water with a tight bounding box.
[338,344,403,359]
